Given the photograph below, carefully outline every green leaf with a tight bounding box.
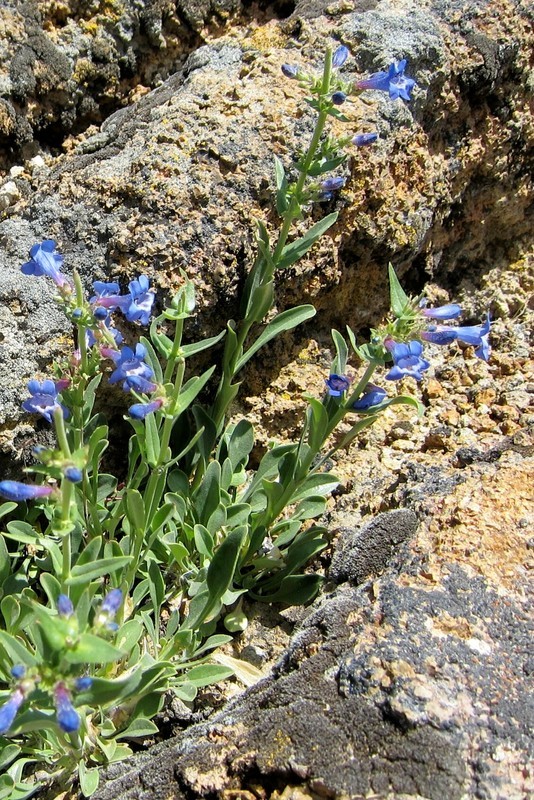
[0,502,17,520]
[194,461,221,527]
[388,263,412,318]
[115,717,159,741]
[251,573,323,604]
[331,328,348,374]
[173,366,216,416]
[206,527,246,600]
[274,155,289,215]
[182,330,225,358]
[125,489,146,532]
[235,305,316,372]
[139,336,164,383]
[277,212,338,269]
[184,663,234,687]
[143,411,161,468]
[78,761,100,797]
[65,556,131,585]
[290,472,339,504]
[305,395,329,454]
[0,632,37,667]
[0,535,10,585]
[226,419,254,471]
[5,521,38,545]
[336,415,378,450]
[194,524,214,559]
[292,495,327,521]
[63,633,125,665]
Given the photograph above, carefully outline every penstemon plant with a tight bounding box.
[0,45,491,798]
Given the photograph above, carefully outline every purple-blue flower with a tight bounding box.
[64,466,83,483]
[74,676,93,692]
[101,588,123,615]
[129,398,164,419]
[109,345,154,390]
[124,375,158,394]
[421,326,458,346]
[22,379,69,423]
[325,374,351,397]
[385,339,430,381]
[10,665,26,680]
[356,59,416,101]
[332,45,349,68]
[0,688,24,735]
[353,385,387,410]
[0,481,54,502]
[21,240,70,288]
[352,133,378,147]
[57,594,74,618]
[281,64,299,79]
[331,91,347,105]
[54,683,80,733]
[421,303,462,320]
[125,276,155,325]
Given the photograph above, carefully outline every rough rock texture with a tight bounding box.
[0,0,532,444]
[92,498,533,799]
[0,1,532,797]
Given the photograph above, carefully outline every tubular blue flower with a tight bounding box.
[421,303,462,320]
[129,398,164,419]
[332,45,349,67]
[281,64,299,79]
[352,132,378,147]
[325,374,351,397]
[101,588,123,615]
[74,676,93,692]
[21,240,70,287]
[0,688,24,735]
[421,327,458,346]
[22,379,69,423]
[452,314,492,360]
[86,320,124,349]
[125,375,158,394]
[356,59,416,101]
[125,276,155,325]
[0,481,54,502]
[91,281,121,299]
[54,683,80,733]
[10,665,26,680]
[331,91,347,105]
[353,385,388,410]
[57,594,74,618]
[64,466,83,483]
[385,339,430,381]
[321,177,345,193]
[108,345,154,389]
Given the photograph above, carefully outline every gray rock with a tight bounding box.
[329,508,419,585]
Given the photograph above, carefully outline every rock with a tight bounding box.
[329,509,419,585]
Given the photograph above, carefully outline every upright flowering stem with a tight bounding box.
[211,48,335,434]
[271,47,333,265]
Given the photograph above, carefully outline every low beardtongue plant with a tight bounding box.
[0,45,491,798]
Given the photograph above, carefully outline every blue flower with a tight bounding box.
[101,588,123,615]
[21,240,70,287]
[332,45,349,68]
[74,676,93,692]
[356,59,416,101]
[385,340,430,381]
[281,64,299,79]
[22,379,69,423]
[124,375,158,394]
[331,91,347,105]
[10,665,26,680]
[0,688,24,735]
[352,133,378,147]
[321,177,345,192]
[0,481,54,502]
[125,276,155,325]
[57,594,74,618]
[325,374,351,396]
[129,398,164,419]
[64,467,83,483]
[109,345,154,389]
[353,385,387,410]
[421,303,462,320]
[422,314,491,361]
[54,683,80,733]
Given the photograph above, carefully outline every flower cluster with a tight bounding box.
[281,46,417,203]
[324,299,491,409]
[0,591,121,737]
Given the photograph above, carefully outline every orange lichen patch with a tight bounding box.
[428,463,533,587]
[431,612,475,640]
